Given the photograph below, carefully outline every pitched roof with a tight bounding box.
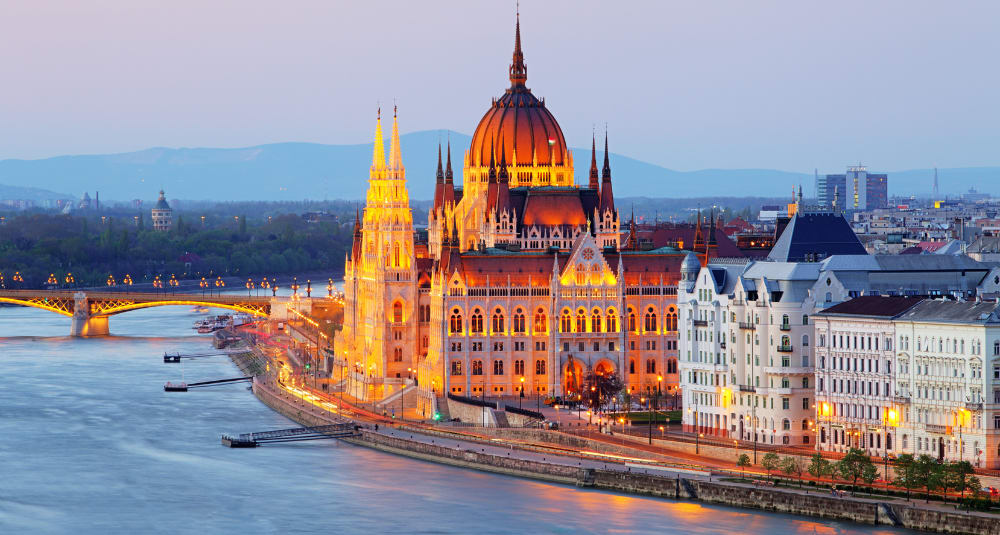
[816,296,923,318]
[767,211,866,261]
[896,299,1000,324]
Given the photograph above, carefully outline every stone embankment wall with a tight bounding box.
[241,355,1000,535]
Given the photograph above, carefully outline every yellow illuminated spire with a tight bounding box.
[371,108,386,173]
[389,105,404,173]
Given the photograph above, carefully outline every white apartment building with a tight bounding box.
[816,297,1000,468]
[679,237,1000,448]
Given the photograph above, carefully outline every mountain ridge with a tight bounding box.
[0,131,995,202]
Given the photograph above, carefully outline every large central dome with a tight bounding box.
[468,16,569,168]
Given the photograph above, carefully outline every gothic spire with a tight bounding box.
[433,142,445,212]
[601,129,611,180]
[708,208,717,246]
[588,132,599,189]
[599,130,615,214]
[371,107,386,172]
[388,105,404,172]
[445,138,454,183]
[509,11,527,87]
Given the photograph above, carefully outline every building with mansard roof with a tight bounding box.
[338,15,738,415]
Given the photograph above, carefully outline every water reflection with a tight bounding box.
[0,305,906,534]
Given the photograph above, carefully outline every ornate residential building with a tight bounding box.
[151,190,172,231]
[339,15,720,410]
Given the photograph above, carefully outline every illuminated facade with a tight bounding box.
[815,298,1000,469]
[342,15,707,410]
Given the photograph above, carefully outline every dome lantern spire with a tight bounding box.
[509,11,527,87]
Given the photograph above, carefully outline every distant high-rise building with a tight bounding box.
[933,167,940,198]
[817,165,887,210]
[816,173,846,208]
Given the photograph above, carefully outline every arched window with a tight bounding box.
[629,359,636,374]
[392,301,403,323]
[781,314,790,328]
[535,359,546,375]
[576,309,586,333]
[802,334,810,347]
[514,359,525,375]
[590,264,602,285]
[393,242,401,267]
[513,309,525,333]
[645,359,656,374]
[781,335,790,347]
[449,309,463,334]
[628,308,637,332]
[575,264,586,285]
[560,309,572,333]
[667,359,677,374]
[393,348,403,362]
[471,309,484,333]
[493,360,504,375]
[533,308,547,333]
[782,419,791,431]
[492,307,505,334]
[607,309,618,333]
[591,309,602,333]
[644,307,657,332]
[450,360,462,375]
[472,360,483,375]
[665,310,677,332]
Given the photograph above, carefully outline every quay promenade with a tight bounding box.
[222,333,1000,535]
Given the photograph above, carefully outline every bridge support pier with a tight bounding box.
[71,292,109,337]
[71,315,109,337]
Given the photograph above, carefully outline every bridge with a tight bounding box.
[0,289,288,336]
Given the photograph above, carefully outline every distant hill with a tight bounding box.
[0,132,995,201]
[0,183,72,202]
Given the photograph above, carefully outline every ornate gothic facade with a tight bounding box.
[341,16,719,407]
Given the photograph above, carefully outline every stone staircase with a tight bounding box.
[435,396,452,421]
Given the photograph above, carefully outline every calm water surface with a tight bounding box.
[0,304,911,534]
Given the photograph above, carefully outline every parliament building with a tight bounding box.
[339,16,723,410]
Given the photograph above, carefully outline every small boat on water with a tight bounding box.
[164,381,188,392]
[192,306,210,314]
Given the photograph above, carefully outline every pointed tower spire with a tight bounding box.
[486,139,499,213]
[599,130,615,215]
[433,142,445,212]
[496,143,511,217]
[371,108,386,172]
[388,105,404,172]
[588,132,599,189]
[443,138,455,206]
[601,129,611,180]
[693,210,705,250]
[708,208,717,246]
[509,10,527,87]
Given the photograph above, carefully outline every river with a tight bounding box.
[0,303,911,534]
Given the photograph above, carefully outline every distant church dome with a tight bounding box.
[154,189,171,210]
[467,15,568,168]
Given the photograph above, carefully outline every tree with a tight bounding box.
[893,454,919,500]
[780,456,805,487]
[807,453,831,481]
[835,448,876,493]
[914,454,942,503]
[761,452,780,481]
[947,461,976,499]
[737,454,751,479]
[861,463,879,491]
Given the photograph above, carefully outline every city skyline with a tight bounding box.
[3,1,1000,174]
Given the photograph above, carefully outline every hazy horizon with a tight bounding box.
[3,1,1000,174]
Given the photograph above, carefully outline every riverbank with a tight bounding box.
[227,347,998,535]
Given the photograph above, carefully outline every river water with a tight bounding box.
[0,304,910,534]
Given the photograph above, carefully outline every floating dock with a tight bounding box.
[221,423,359,448]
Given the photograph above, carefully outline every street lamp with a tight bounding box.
[519,376,525,410]
[246,278,254,297]
[64,273,75,287]
[199,277,208,295]
[46,273,57,286]
[123,274,133,294]
[327,278,333,298]
[106,274,116,289]
[215,276,224,295]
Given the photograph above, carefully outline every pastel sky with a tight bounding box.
[2,1,998,173]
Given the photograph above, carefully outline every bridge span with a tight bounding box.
[0,290,300,336]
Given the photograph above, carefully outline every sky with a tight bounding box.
[2,1,999,173]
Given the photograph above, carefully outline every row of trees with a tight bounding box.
[736,449,981,503]
[0,211,355,287]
